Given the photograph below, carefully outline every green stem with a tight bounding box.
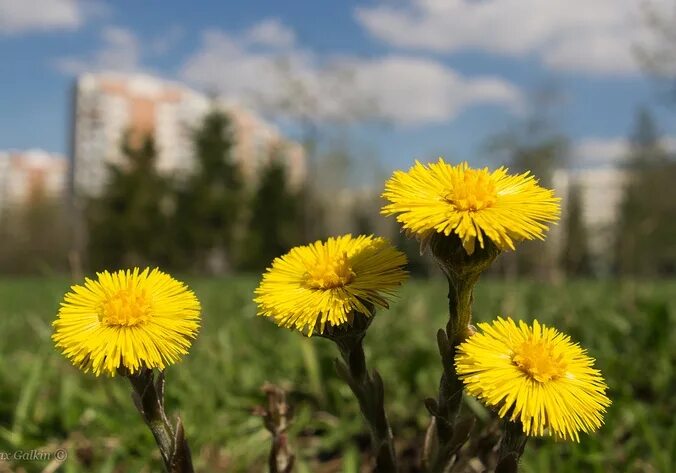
[424,274,479,472]
[497,420,528,466]
[335,335,398,473]
[445,272,480,340]
[127,369,194,473]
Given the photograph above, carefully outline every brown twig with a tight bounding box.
[255,383,295,473]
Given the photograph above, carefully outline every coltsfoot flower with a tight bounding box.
[254,234,408,334]
[382,159,560,254]
[53,268,201,376]
[455,317,610,441]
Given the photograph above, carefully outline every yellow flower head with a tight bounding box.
[455,317,611,441]
[382,159,560,254]
[53,268,201,377]
[254,234,408,335]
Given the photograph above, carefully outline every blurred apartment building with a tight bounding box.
[0,150,67,211]
[552,166,629,272]
[69,72,306,198]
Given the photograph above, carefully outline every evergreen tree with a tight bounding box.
[241,156,304,270]
[628,108,665,165]
[487,94,568,278]
[352,204,375,236]
[561,183,591,277]
[174,110,243,273]
[0,190,71,274]
[87,133,172,269]
[296,182,326,241]
[393,229,433,278]
[615,108,676,276]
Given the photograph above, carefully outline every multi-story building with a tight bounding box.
[225,102,306,187]
[69,72,306,198]
[0,149,68,211]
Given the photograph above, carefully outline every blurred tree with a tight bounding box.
[560,183,592,277]
[314,146,352,236]
[486,85,568,186]
[86,134,173,270]
[0,191,71,274]
[628,108,664,158]
[636,1,676,103]
[296,182,327,241]
[258,60,381,242]
[486,86,569,278]
[353,204,375,237]
[615,108,676,276]
[174,109,243,273]
[393,229,433,278]
[316,146,351,195]
[241,154,304,270]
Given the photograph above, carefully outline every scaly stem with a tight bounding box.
[424,274,479,472]
[423,233,500,471]
[497,419,528,470]
[334,335,398,473]
[445,273,480,340]
[257,383,295,473]
[127,369,194,473]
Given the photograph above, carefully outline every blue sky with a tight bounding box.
[1,0,675,175]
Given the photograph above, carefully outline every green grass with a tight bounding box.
[0,276,674,472]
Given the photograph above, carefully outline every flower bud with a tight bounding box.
[428,232,500,280]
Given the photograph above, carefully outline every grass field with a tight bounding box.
[0,276,674,472]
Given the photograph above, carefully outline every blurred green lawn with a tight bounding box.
[0,277,674,472]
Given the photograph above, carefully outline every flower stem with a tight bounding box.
[497,420,528,472]
[256,383,295,473]
[423,274,479,472]
[127,369,194,473]
[334,334,398,473]
[445,274,480,340]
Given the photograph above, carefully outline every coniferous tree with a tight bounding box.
[487,93,569,278]
[174,110,243,273]
[87,133,172,269]
[393,228,433,278]
[615,108,676,276]
[352,204,375,236]
[561,183,591,277]
[0,190,71,274]
[241,156,304,270]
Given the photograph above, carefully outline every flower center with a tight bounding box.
[99,289,152,327]
[444,169,498,211]
[304,252,355,289]
[512,340,567,383]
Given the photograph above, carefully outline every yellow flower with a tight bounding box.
[382,159,560,254]
[53,268,200,377]
[254,234,408,334]
[455,317,610,441]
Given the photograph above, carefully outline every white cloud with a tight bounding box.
[340,56,521,125]
[0,0,102,34]
[574,135,676,167]
[356,0,670,75]
[148,25,185,56]
[55,26,141,75]
[574,137,630,167]
[54,24,189,75]
[180,20,522,126]
[244,18,296,49]
[179,29,312,112]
